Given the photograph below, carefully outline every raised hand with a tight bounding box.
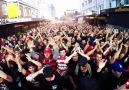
[49,38,56,45]
[27,40,35,48]
[6,54,13,62]
[25,53,31,61]
[98,59,107,69]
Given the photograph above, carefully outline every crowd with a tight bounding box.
[0,22,129,90]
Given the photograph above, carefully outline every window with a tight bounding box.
[101,4,104,10]
[85,1,87,5]
[88,0,92,4]
[86,9,87,13]
[125,0,129,4]
[82,3,84,7]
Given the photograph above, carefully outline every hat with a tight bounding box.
[43,65,53,78]
[87,45,94,51]
[111,61,125,72]
[78,56,88,67]
[44,48,51,53]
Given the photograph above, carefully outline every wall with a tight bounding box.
[19,5,24,17]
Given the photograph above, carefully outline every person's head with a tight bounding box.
[81,39,86,45]
[18,40,21,44]
[111,61,124,78]
[96,52,103,63]
[124,32,128,37]
[44,48,51,58]
[38,38,41,42]
[43,38,48,46]
[78,56,88,72]
[59,48,66,57]
[71,37,75,43]
[62,38,68,44]
[43,65,54,81]
[7,36,11,40]
[28,62,36,73]
[72,52,79,61]
[100,41,104,47]
[74,30,78,36]
[113,37,118,44]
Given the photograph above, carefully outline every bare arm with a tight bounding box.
[60,38,69,52]
[84,38,90,53]
[26,67,44,82]
[64,51,77,64]
[103,45,112,56]
[1,46,14,54]
[15,58,27,76]
[26,54,42,70]
[98,45,103,53]
[0,70,13,82]
[110,43,123,64]
[86,45,97,56]
[78,48,90,60]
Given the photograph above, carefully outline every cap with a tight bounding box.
[43,65,53,78]
[78,56,88,67]
[44,48,51,53]
[111,61,125,72]
[87,45,94,51]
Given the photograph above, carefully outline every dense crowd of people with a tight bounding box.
[0,22,129,90]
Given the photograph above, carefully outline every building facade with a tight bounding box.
[81,0,129,15]
[81,0,109,15]
[1,0,38,19]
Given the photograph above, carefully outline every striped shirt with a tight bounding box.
[56,56,68,76]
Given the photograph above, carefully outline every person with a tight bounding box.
[39,48,58,73]
[79,76,99,90]
[26,65,67,90]
[0,70,17,90]
[110,61,129,89]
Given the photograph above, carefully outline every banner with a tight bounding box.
[7,3,18,18]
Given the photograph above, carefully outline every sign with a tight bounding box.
[7,3,19,18]
[115,7,129,12]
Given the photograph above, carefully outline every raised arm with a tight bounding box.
[26,67,44,82]
[1,46,14,54]
[110,43,123,64]
[86,45,98,56]
[78,49,90,60]
[49,37,59,60]
[0,70,13,82]
[60,37,69,52]
[118,33,123,44]
[64,50,77,64]
[84,38,90,53]
[25,54,42,70]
